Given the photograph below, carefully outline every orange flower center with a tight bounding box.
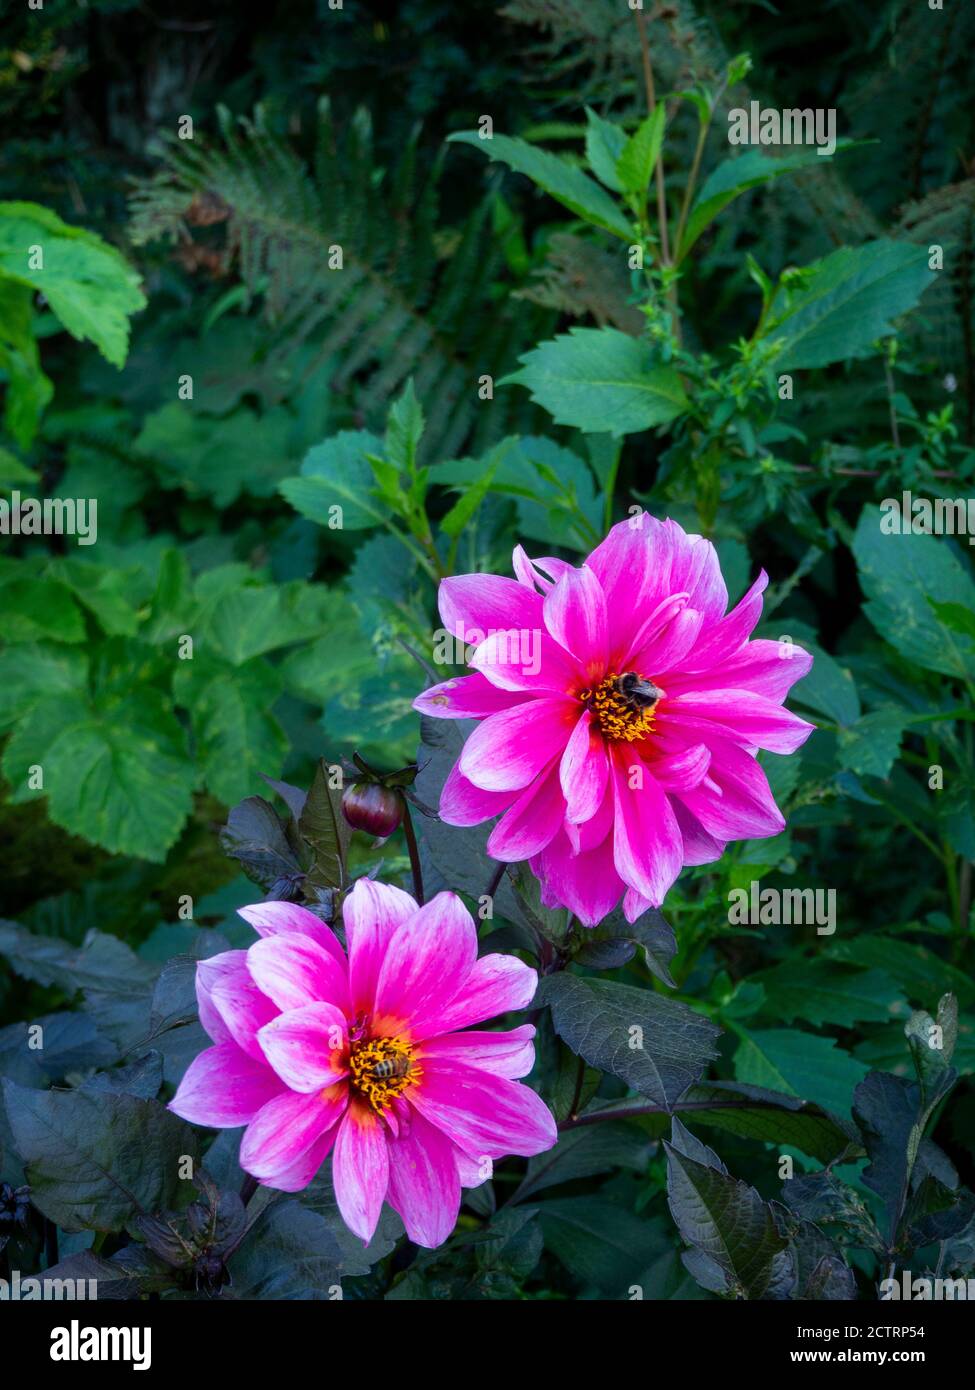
[347,1035,418,1113]
[578,671,660,743]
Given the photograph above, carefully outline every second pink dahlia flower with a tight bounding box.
[169,882,556,1248]
[415,513,815,926]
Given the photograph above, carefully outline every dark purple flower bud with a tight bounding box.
[342,780,403,838]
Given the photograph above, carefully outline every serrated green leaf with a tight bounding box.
[448,131,634,240]
[767,239,936,370]
[504,328,688,436]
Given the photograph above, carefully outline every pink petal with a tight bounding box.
[532,826,624,927]
[671,798,726,865]
[560,708,609,824]
[240,1084,347,1181]
[469,627,583,694]
[418,1025,536,1079]
[454,1146,493,1188]
[629,604,704,674]
[410,1060,557,1159]
[667,526,728,625]
[644,739,711,792]
[459,697,577,791]
[343,878,418,1017]
[386,1109,462,1248]
[564,784,614,852]
[263,1125,338,1194]
[169,1042,284,1128]
[611,747,684,907]
[418,953,538,1036]
[332,1099,391,1243]
[439,572,543,639]
[585,515,675,663]
[237,900,346,966]
[371,891,478,1040]
[257,1002,350,1093]
[512,545,572,594]
[203,951,278,1063]
[413,672,530,719]
[664,638,813,701]
[684,571,767,670]
[486,761,565,860]
[439,760,518,825]
[195,950,243,1046]
[543,566,608,683]
[247,934,351,1015]
[664,688,815,754]
[678,735,785,839]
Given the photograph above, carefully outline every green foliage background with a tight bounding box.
[0,0,974,1301]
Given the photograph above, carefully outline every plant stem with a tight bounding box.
[634,10,681,343]
[558,1097,787,1131]
[568,1055,587,1120]
[45,1217,59,1268]
[674,117,709,259]
[239,1174,258,1208]
[400,797,425,905]
[602,445,621,533]
[635,12,670,266]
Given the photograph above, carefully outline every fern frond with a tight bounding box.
[128,100,553,458]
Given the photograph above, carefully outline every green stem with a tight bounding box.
[674,116,709,259]
[602,446,621,533]
[400,797,425,905]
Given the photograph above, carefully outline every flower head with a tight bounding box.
[414,514,815,926]
[169,883,556,1248]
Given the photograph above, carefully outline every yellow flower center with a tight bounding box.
[579,671,659,743]
[347,1035,418,1113]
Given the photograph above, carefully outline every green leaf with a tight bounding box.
[584,108,626,192]
[384,379,425,473]
[136,403,298,506]
[279,429,386,529]
[515,1123,653,1204]
[767,240,936,370]
[734,1029,868,1119]
[831,935,975,1009]
[616,103,665,196]
[0,201,145,367]
[679,146,854,259]
[195,571,335,665]
[219,796,302,894]
[0,641,88,731]
[539,973,722,1109]
[0,920,154,996]
[671,1081,855,1166]
[537,1197,671,1295]
[413,716,527,923]
[665,1118,789,1299]
[1,1079,201,1232]
[48,558,144,638]
[226,1199,347,1299]
[853,506,975,682]
[0,444,38,489]
[174,654,287,805]
[753,960,907,1028]
[852,1070,925,1241]
[504,328,689,436]
[447,131,634,240]
[299,757,351,892]
[791,644,860,726]
[0,574,86,643]
[837,708,908,778]
[2,688,197,862]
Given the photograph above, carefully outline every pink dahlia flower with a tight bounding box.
[414,514,815,927]
[169,882,556,1248]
